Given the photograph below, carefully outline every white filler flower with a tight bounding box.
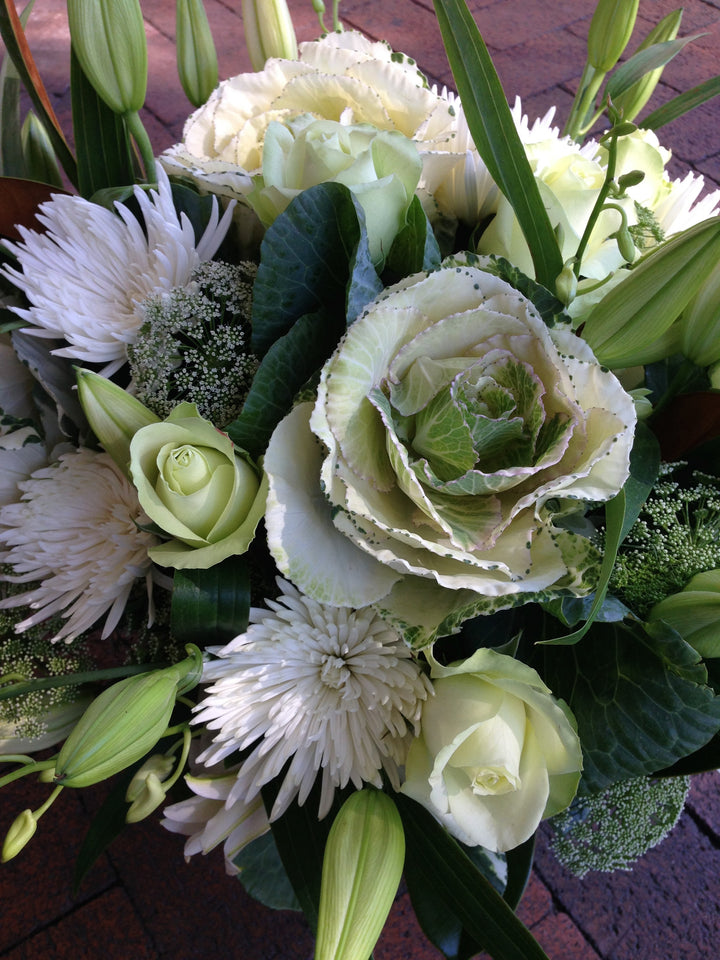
[0,449,158,643]
[1,168,234,373]
[194,578,432,820]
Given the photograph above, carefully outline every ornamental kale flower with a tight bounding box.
[264,255,636,647]
[128,260,258,427]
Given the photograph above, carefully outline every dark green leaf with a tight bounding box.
[479,254,567,327]
[251,181,382,357]
[383,194,441,280]
[71,47,135,198]
[226,307,344,459]
[641,74,720,129]
[398,794,550,960]
[233,830,302,912]
[432,0,562,292]
[605,36,702,101]
[656,732,720,777]
[503,835,535,910]
[542,619,720,794]
[170,556,251,646]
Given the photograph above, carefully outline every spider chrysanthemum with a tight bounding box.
[194,579,433,820]
[0,449,159,643]
[1,168,234,374]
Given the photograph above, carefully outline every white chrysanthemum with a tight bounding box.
[1,168,234,374]
[0,448,158,642]
[162,764,269,876]
[194,578,432,820]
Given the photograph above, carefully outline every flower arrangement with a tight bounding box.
[1,1,720,958]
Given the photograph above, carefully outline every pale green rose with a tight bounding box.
[130,402,266,568]
[264,256,636,647]
[400,648,582,852]
[248,115,422,266]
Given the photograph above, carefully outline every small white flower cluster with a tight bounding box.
[128,260,258,427]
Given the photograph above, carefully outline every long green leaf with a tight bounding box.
[71,46,135,198]
[170,556,251,646]
[0,0,34,177]
[432,0,562,292]
[642,74,720,130]
[605,35,702,101]
[398,795,550,960]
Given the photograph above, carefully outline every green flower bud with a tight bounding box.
[125,754,175,803]
[176,0,219,108]
[76,368,160,477]
[54,647,202,788]
[1,809,36,862]
[613,10,683,122]
[126,770,168,823]
[20,112,64,188]
[315,790,405,960]
[649,569,720,658]
[587,0,639,72]
[241,0,298,71]
[67,0,148,115]
[555,261,578,306]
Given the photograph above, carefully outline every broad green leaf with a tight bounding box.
[582,217,720,368]
[432,0,562,292]
[398,794,551,960]
[233,831,302,912]
[170,556,251,645]
[251,181,382,357]
[0,0,77,187]
[71,46,135,198]
[605,35,701,102]
[642,74,720,130]
[543,421,659,645]
[226,308,344,460]
[656,732,720,777]
[383,193,441,280]
[542,619,720,794]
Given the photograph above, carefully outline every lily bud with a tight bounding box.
[613,10,683,122]
[53,647,202,789]
[315,790,405,960]
[176,0,219,107]
[555,261,578,306]
[75,368,160,476]
[587,0,640,72]
[1,810,37,863]
[67,0,148,115]
[649,569,720,659]
[21,112,64,188]
[126,769,170,822]
[241,0,298,71]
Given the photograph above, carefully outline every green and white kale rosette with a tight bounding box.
[1,1,720,959]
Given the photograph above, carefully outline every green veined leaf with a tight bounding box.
[170,555,251,646]
[383,193,441,281]
[432,0,562,293]
[641,73,720,130]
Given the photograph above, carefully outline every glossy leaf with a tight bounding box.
[0,176,62,239]
[653,391,720,461]
[170,556,251,646]
[233,831,302,912]
[432,0,562,292]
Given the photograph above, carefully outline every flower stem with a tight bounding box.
[126,110,157,183]
[573,125,619,278]
[0,663,168,703]
[563,63,605,141]
[0,759,57,790]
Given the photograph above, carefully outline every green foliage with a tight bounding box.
[549,774,690,877]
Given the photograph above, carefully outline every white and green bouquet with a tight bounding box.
[2,0,720,957]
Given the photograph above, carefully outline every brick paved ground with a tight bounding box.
[2,1,720,958]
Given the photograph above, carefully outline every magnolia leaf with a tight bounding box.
[541,619,720,794]
[432,0,562,292]
[233,831,302,912]
[170,556,251,645]
[604,35,702,101]
[642,74,720,130]
[0,176,65,238]
[653,391,720,461]
[251,181,382,357]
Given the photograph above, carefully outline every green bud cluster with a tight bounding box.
[549,775,690,877]
[128,261,259,428]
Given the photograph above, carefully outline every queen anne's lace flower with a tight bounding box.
[194,578,432,820]
[1,168,234,374]
[0,449,158,642]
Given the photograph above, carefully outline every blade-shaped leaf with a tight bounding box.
[605,35,702,101]
[170,556,251,646]
[0,0,34,178]
[642,74,720,129]
[383,193,441,280]
[432,0,562,292]
[71,46,135,198]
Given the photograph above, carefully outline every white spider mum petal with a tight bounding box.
[1,168,234,371]
[0,448,158,642]
[194,578,432,820]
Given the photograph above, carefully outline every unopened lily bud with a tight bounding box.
[54,647,202,789]
[21,112,63,188]
[613,10,683,122]
[76,368,160,476]
[67,0,148,115]
[315,790,404,960]
[126,754,175,803]
[555,261,578,306]
[126,771,168,822]
[616,169,645,193]
[649,569,720,658]
[176,0,219,107]
[613,225,637,264]
[241,0,297,71]
[1,810,37,862]
[587,0,640,72]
